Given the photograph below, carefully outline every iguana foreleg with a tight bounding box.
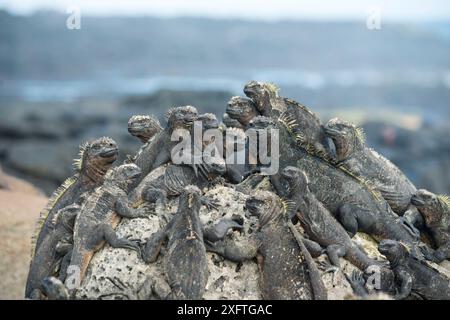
[394,270,413,300]
[205,237,259,263]
[115,198,149,219]
[336,203,376,238]
[91,224,140,252]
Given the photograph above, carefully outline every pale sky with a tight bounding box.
[1,0,450,21]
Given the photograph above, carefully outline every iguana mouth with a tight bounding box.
[411,196,425,206]
[323,126,341,137]
[100,148,119,159]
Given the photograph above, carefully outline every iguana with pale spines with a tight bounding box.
[131,106,198,187]
[244,81,335,161]
[26,136,118,298]
[324,118,419,218]
[278,166,384,272]
[26,204,80,299]
[378,239,450,300]
[141,185,210,299]
[128,114,163,143]
[225,96,259,127]
[252,116,421,246]
[206,190,327,300]
[64,164,146,298]
[411,190,450,263]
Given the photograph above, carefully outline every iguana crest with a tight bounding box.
[30,176,78,258]
[278,112,382,200]
[437,194,450,211]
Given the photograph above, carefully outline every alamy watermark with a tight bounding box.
[170,122,280,175]
[366,6,382,30]
[66,6,81,30]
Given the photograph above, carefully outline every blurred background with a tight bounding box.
[0,0,449,195]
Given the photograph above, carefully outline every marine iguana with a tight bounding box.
[64,164,146,297]
[26,204,80,299]
[207,190,328,300]
[253,116,420,245]
[244,81,335,160]
[278,166,381,271]
[324,118,418,217]
[222,113,245,129]
[132,106,198,186]
[378,239,450,300]
[411,190,450,263]
[26,136,118,298]
[141,185,210,299]
[128,115,163,143]
[225,96,259,127]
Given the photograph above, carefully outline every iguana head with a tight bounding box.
[166,106,198,130]
[246,116,277,130]
[128,115,162,143]
[245,191,284,229]
[104,163,141,191]
[77,137,119,183]
[243,81,279,114]
[222,113,244,129]
[226,96,257,126]
[280,166,309,194]
[411,189,449,227]
[180,185,202,209]
[203,154,227,176]
[197,113,219,130]
[324,118,365,161]
[378,240,408,266]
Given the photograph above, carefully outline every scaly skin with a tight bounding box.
[222,113,245,129]
[27,204,79,299]
[141,186,209,299]
[26,137,118,299]
[131,106,198,187]
[65,164,145,298]
[253,116,419,245]
[244,81,335,160]
[279,166,382,272]
[128,115,163,143]
[207,190,327,300]
[378,240,450,300]
[324,118,417,215]
[411,190,450,263]
[225,96,259,127]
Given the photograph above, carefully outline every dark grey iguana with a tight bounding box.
[131,106,198,186]
[252,116,420,246]
[324,118,419,218]
[63,164,146,297]
[141,185,210,299]
[378,239,450,300]
[26,136,119,298]
[411,190,450,263]
[278,166,382,272]
[225,96,259,127]
[27,204,79,299]
[206,190,328,300]
[244,81,335,160]
[128,114,163,143]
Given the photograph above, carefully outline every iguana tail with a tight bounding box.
[287,221,328,300]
